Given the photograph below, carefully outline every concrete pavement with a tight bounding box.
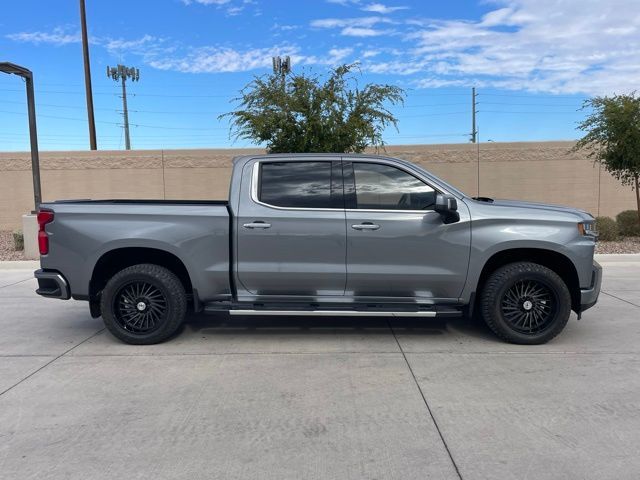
[0,257,639,479]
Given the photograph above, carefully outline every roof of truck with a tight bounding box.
[231,152,407,164]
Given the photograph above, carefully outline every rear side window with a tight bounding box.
[352,162,436,210]
[259,161,334,208]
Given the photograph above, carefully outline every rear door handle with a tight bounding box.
[243,221,271,229]
[351,223,380,231]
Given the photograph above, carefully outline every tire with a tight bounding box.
[480,262,571,345]
[100,263,187,345]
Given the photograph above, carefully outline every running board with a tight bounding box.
[228,310,437,317]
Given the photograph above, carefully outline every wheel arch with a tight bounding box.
[475,248,581,313]
[89,247,194,316]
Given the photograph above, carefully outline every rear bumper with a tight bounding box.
[580,261,602,312]
[34,269,70,300]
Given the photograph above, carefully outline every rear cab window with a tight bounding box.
[257,161,342,209]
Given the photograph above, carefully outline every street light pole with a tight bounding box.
[0,62,42,211]
[24,72,42,208]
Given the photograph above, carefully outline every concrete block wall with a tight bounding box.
[0,142,636,230]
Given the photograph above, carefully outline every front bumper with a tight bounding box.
[34,269,70,300]
[579,261,602,313]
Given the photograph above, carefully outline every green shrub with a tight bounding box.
[616,210,640,237]
[595,216,619,241]
[12,230,24,251]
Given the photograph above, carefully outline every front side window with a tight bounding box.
[259,161,333,208]
[353,162,436,210]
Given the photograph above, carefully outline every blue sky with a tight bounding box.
[1,0,638,151]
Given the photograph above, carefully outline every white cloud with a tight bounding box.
[5,27,80,46]
[341,26,387,36]
[361,3,407,14]
[181,0,230,4]
[181,0,255,16]
[406,0,640,95]
[325,47,354,63]
[5,28,163,58]
[311,16,388,29]
[9,0,638,96]
[148,45,296,73]
[311,15,394,36]
[225,6,243,15]
[272,23,300,31]
[103,35,160,56]
[149,44,354,73]
[366,58,430,75]
[362,49,381,58]
[4,23,351,75]
[326,0,361,5]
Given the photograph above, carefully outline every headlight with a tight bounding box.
[578,222,598,237]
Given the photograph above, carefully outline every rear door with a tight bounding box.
[344,159,471,300]
[236,158,347,296]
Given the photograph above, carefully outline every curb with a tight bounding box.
[595,254,640,263]
[0,260,40,270]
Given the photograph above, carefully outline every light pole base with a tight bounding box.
[22,213,39,260]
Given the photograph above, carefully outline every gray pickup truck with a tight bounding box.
[34,153,601,345]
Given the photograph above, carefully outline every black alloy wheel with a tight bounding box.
[113,280,168,334]
[480,262,572,345]
[500,279,558,335]
[100,263,187,345]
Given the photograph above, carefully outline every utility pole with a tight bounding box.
[107,64,139,150]
[79,0,97,150]
[471,87,478,143]
[476,127,481,196]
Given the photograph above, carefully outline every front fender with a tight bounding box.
[461,215,594,302]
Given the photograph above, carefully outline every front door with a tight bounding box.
[344,160,471,300]
[236,159,346,296]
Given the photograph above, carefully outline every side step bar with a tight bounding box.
[228,310,437,317]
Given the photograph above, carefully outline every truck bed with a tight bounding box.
[40,199,232,302]
[48,199,228,206]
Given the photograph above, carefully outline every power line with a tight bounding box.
[2,87,571,100]
[2,99,126,112]
[480,110,582,114]
[0,109,123,125]
[479,102,584,107]
[397,111,468,118]
[0,109,230,130]
[480,93,588,99]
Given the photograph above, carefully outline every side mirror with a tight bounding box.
[435,194,460,224]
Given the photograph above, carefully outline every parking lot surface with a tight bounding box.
[0,257,639,480]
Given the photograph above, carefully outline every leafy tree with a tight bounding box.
[574,93,640,226]
[220,63,404,153]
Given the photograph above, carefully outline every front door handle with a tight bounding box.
[243,221,271,229]
[351,223,380,231]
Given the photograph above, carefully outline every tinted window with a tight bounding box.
[353,163,435,210]
[259,161,333,208]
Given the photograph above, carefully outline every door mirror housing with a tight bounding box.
[434,194,460,224]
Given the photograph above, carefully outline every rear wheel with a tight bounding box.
[480,262,571,344]
[100,263,186,345]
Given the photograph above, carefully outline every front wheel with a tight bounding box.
[480,262,571,345]
[100,263,186,345]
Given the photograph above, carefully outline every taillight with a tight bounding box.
[37,209,54,255]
